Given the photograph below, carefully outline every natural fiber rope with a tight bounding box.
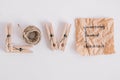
[23,25,41,45]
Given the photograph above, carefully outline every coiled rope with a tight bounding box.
[23,25,41,45]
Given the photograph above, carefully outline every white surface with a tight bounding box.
[0,0,120,80]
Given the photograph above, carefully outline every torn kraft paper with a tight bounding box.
[75,18,115,56]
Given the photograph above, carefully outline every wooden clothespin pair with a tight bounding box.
[5,23,32,53]
[45,23,71,51]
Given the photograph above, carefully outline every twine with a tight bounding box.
[23,25,41,45]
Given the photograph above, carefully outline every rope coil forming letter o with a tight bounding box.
[23,25,41,45]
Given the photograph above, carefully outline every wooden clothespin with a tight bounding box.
[45,23,58,50]
[12,45,33,53]
[5,23,33,53]
[59,24,71,51]
[5,23,13,52]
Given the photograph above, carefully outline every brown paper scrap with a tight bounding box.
[75,18,115,56]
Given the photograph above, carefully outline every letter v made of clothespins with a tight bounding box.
[5,23,33,53]
[45,23,71,51]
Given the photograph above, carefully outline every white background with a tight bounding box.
[0,0,120,80]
